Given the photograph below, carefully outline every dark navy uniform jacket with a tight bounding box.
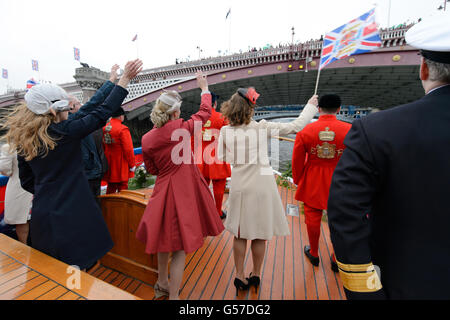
[328,85,450,299]
[69,81,114,181]
[18,85,128,270]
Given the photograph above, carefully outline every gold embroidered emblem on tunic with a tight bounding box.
[203,129,212,141]
[319,127,336,142]
[317,142,336,159]
[103,123,114,144]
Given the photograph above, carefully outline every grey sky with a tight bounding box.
[0,0,445,94]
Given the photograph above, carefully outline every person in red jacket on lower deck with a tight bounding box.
[292,94,351,272]
[102,110,136,194]
[192,92,231,219]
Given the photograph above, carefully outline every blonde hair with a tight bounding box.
[1,103,58,161]
[150,91,182,128]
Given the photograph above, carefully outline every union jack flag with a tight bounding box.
[26,78,38,90]
[319,8,381,70]
[32,59,39,71]
[1,69,7,79]
[74,47,80,61]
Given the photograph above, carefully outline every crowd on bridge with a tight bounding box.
[0,14,450,301]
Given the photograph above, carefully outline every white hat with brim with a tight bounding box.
[405,11,450,64]
[24,83,71,115]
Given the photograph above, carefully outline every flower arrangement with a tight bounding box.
[128,165,155,190]
[276,162,293,190]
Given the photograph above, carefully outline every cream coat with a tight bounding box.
[0,145,33,225]
[217,103,318,240]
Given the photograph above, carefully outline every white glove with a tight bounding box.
[129,166,136,172]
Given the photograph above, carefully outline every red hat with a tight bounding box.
[237,87,260,105]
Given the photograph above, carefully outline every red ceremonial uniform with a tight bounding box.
[292,115,351,209]
[292,114,351,258]
[102,118,135,193]
[192,108,231,216]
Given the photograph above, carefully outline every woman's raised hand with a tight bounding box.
[196,70,208,92]
[307,95,319,107]
[118,59,144,88]
[109,64,120,83]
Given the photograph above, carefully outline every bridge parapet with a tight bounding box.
[131,26,414,83]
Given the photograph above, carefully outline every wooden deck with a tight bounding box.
[89,185,345,300]
[0,233,140,300]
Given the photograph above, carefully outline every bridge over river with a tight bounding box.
[0,25,420,144]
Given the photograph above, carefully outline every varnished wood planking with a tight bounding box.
[15,279,60,300]
[0,265,29,286]
[0,234,140,300]
[57,291,81,300]
[93,184,345,300]
[186,231,228,300]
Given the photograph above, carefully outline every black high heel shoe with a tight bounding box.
[246,273,261,294]
[233,278,249,296]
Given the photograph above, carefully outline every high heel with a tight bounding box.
[154,283,169,299]
[233,278,249,296]
[246,273,260,294]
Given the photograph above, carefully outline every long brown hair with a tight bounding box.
[220,92,255,126]
[1,103,58,161]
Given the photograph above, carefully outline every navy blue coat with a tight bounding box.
[69,80,114,180]
[18,85,128,269]
[328,85,450,299]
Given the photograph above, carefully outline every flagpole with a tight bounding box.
[228,11,232,54]
[314,35,325,95]
[136,38,139,59]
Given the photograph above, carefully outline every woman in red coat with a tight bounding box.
[136,71,224,300]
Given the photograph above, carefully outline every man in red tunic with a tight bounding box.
[292,94,351,271]
[192,93,231,219]
[102,110,136,194]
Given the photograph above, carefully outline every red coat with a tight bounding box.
[102,118,135,183]
[192,109,231,180]
[136,93,224,254]
[292,115,351,210]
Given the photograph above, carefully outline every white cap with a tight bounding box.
[157,90,182,114]
[24,83,71,115]
[405,11,450,63]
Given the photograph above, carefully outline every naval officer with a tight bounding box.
[327,11,450,299]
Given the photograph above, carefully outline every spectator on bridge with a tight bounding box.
[68,64,119,203]
[102,107,136,194]
[3,59,143,271]
[0,144,33,244]
[192,92,231,220]
[291,94,351,272]
[327,13,450,299]
[136,71,224,300]
[217,89,318,295]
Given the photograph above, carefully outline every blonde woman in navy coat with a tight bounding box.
[3,60,142,270]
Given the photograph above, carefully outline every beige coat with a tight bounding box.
[0,144,33,225]
[217,103,318,240]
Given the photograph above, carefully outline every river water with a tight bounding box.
[267,117,316,173]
